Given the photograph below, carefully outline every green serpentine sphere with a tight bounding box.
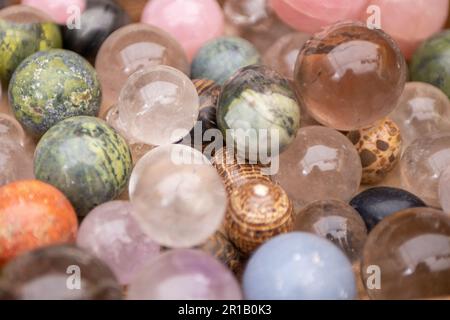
[34,116,132,216]
[9,49,101,136]
[410,30,450,99]
[0,19,62,86]
[217,65,301,160]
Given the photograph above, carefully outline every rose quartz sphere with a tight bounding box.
[22,0,86,24]
[367,0,449,60]
[270,0,368,34]
[141,0,224,60]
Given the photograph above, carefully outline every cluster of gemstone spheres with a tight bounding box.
[0,0,450,302]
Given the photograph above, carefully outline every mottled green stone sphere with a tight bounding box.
[191,36,260,85]
[34,116,132,216]
[410,30,450,99]
[0,19,62,86]
[217,65,301,159]
[9,49,101,136]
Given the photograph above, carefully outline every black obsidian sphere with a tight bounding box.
[350,187,427,230]
[62,0,130,61]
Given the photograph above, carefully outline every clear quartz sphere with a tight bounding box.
[401,133,450,207]
[117,65,199,146]
[129,144,227,248]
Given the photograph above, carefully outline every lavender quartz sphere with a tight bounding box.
[127,249,243,300]
[76,201,160,285]
[243,232,357,300]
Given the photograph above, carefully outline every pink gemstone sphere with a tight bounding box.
[76,201,161,285]
[367,0,449,60]
[439,166,450,213]
[22,0,86,24]
[141,0,224,60]
[127,249,243,300]
[270,0,368,34]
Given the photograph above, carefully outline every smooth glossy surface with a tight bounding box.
[439,166,450,213]
[217,65,300,159]
[77,201,161,285]
[0,180,77,266]
[275,126,362,209]
[226,179,293,254]
[115,65,199,146]
[130,144,227,248]
[191,36,260,85]
[22,0,86,24]
[295,21,407,131]
[63,0,130,61]
[141,0,224,60]
[243,232,356,300]
[367,0,449,59]
[9,49,101,136]
[127,249,242,300]
[411,30,450,99]
[0,245,122,300]
[361,208,450,299]
[390,82,450,148]
[0,4,51,22]
[270,0,368,34]
[350,187,427,231]
[34,116,132,216]
[400,133,450,207]
[95,23,189,112]
[348,118,402,185]
[295,200,368,261]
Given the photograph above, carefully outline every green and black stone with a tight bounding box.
[0,19,62,86]
[9,49,101,136]
[217,65,301,159]
[410,30,450,98]
[34,116,132,216]
[191,36,261,85]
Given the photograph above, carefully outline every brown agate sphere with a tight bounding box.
[361,207,450,300]
[294,21,407,131]
[225,179,294,255]
[348,118,402,185]
[295,200,368,262]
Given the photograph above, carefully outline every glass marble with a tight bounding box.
[0,4,52,22]
[212,146,271,195]
[361,207,450,299]
[439,166,450,213]
[0,18,62,85]
[76,201,161,286]
[350,187,427,231]
[129,144,227,248]
[0,114,34,186]
[0,245,122,300]
[243,232,357,300]
[367,0,449,60]
[141,0,224,60]
[34,116,132,216]
[62,0,130,61]
[127,249,242,300]
[275,126,362,209]
[95,23,190,114]
[225,179,294,255]
[270,0,368,34]
[262,31,310,80]
[217,65,301,159]
[294,21,407,131]
[22,0,87,24]
[191,36,260,85]
[198,231,243,277]
[223,0,271,30]
[115,65,199,146]
[411,30,450,99]
[295,200,368,262]
[347,118,402,185]
[9,49,101,136]
[391,82,450,148]
[400,133,450,207]
[0,180,77,266]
